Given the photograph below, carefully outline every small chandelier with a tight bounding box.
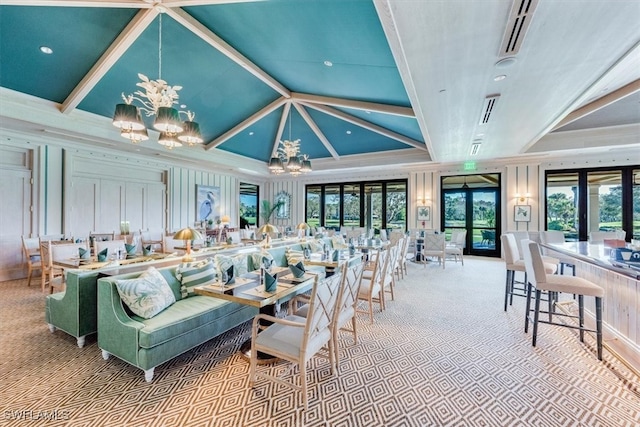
[268,107,311,175]
[112,14,203,149]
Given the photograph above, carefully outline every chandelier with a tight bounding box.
[112,14,202,149]
[268,108,312,176]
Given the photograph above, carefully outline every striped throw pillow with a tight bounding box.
[175,258,217,298]
[286,248,305,265]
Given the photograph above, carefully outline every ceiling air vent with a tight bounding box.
[479,94,500,125]
[498,0,539,57]
[470,142,482,156]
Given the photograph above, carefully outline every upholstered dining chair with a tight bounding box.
[357,249,386,324]
[445,229,467,265]
[249,273,341,410]
[501,233,557,312]
[521,240,604,360]
[421,233,446,268]
[397,235,411,279]
[21,236,42,287]
[382,243,399,305]
[588,230,622,244]
[539,230,575,275]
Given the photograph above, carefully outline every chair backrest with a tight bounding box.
[450,230,467,248]
[90,231,115,241]
[367,249,386,286]
[22,236,40,259]
[379,229,388,241]
[303,273,341,351]
[423,233,445,251]
[39,240,53,269]
[589,231,619,244]
[540,230,565,245]
[335,261,365,324]
[226,231,241,244]
[140,229,163,242]
[507,231,528,258]
[383,244,399,286]
[521,240,548,288]
[94,239,126,257]
[39,234,65,242]
[51,241,89,262]
[500,233,520,265]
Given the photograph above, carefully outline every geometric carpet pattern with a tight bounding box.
[1,257,638,426]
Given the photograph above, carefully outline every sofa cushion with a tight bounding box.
[214,253,248,280]
[286,248,305,265]
[306,240,324,253]
[115,267,176,319]
[249,250,274,272]
[135,296,242,348]
[331,235,348,249]
[175,258,217,298]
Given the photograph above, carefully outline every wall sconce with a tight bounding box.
[417,197,430,206]
[515,192,530,203]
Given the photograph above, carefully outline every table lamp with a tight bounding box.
[221,215,231,227]
[173,227,203,262]
[257,224,278,248]
[296,222,309,239]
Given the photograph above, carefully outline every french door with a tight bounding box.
[442,174,501,258]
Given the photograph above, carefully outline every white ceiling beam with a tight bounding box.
[60,8,158,114]
[552,79,640,131]
[271,102,291,157]
[300,102,428,151]
[292,103,340,160]
[205,97,287,149]
[291,92,414,118]
[166,7,291,98]
[163,0,259,7]
[0,0,147,6]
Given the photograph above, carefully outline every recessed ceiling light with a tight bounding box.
[39,46,53,54]
[249,131,254,136]
[365,110,371,114]
[346,130,352,135]
[493,74,507,81]
[476,133,484,137]
[495,57,517,68]
[324,60,333,67]
[180,104,187,109]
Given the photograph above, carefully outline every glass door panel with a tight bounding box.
[323,185,340,230]
[343,184,361,228]
[386,181,407,231]
[587,170,623,235]
[546,173,579,241]
[471,190,497,253]
[306,186,321,227]
[364,183,383,232]
[634,169,640,239]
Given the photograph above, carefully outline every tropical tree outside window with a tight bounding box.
[239,182,258,227]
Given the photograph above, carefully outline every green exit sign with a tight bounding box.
[463,161,476,171]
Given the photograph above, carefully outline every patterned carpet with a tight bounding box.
[1,257,638,427]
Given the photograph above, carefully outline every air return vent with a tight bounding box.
[470,142,482,156]
[479,94,500,125]
[499,0,539,57]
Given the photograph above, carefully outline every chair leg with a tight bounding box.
[578,294,585,342]
[595,297,603,361]
[300,362,308,411]
[532,289,542,347]
[524,282,533,333]
[27,266,33,287]
[504,270,511,312]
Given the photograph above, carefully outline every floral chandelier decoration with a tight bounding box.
[112,14,202,149]
[268,108,312,176]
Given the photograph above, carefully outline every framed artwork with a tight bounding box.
[274,191,291,219]
[417,206,430,221]
[514,205,531,222]
[196,185,220,222]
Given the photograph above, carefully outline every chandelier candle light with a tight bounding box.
[112,14,203,149]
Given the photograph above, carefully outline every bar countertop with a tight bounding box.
[540,241,640,280]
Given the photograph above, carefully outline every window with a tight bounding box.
[239,183,258,227]
[305,180,407,231]
[545,166,639,241]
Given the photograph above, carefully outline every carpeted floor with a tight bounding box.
[1,257,638,426]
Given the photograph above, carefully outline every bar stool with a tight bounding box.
[501,234,557,311]
[521,240,604,360]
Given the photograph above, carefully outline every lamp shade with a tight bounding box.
[268,157,284,172]
[296,222,309,230]
[113,104,145,130]
[173,227,203,241]
[286,156,301,171]
[177,120,203,145]
[257,224,278,235]
[154,107,183,133]
[158,132,183,149]
[300,159,312,173]
[221,215,231,224]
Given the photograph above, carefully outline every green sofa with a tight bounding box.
[95,238,337,382]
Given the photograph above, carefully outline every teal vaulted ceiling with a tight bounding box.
[1,1,638,175]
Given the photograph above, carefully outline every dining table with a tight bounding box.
[194,267,318,364]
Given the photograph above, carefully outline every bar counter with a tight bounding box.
[540,241,640,374]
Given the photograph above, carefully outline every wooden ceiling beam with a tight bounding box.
[271,102,292,158]
[167,7,291,98]
[291,92,414,118]
[60,8,158,114]
[552,79,640,131]
[300,102,428,151]
[1,0,146,7]
[293,103,340,160]
[205,97,286,150]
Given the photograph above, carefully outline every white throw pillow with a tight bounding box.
[115,267,176,319]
